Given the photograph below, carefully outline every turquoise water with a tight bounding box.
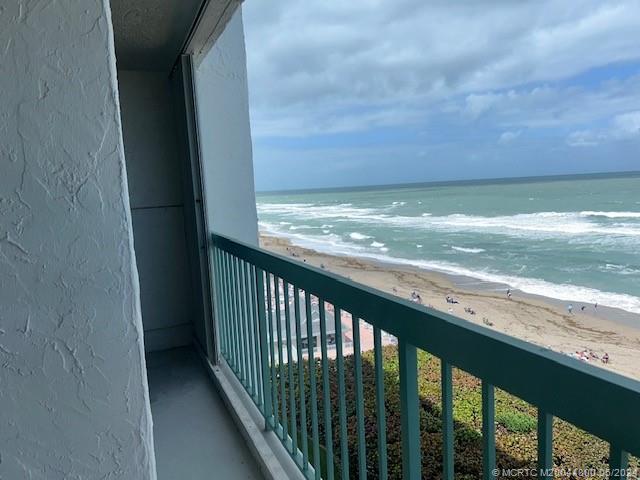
[256,174,640,315]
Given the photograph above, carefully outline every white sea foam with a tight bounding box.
[349,232,371,240]
[259,203,640,239]
[263,229,640,315]
[580,211,640,219]
[322,229,330,234]
[452,246,486,254]
[601,263,640,275]
[370,241,385,247]
[289,225,313,230]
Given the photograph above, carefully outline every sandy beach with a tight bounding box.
[261,234,640,380]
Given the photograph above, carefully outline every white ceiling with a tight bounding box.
[110,0,205,72]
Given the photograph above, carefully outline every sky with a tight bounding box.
[242,1,640,191]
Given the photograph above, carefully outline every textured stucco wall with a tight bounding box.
[0,2,156,479]
[118,70,194,352]
[195,8,259,245]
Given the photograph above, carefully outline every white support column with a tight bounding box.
[0,1,156,478]
[195,8,260,246]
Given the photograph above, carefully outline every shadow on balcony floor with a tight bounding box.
[146,346,263,480]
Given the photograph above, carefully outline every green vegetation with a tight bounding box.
[273,345,637,479]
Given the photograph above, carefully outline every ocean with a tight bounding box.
[256,173,640,315]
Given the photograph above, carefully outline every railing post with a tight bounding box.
[609,445,629,480]
[441,361,454,480]
[399,339,421,480]
[537,410,553,478]
[255,267,273,429]
[482,381,496,480]
[374,327,388,480]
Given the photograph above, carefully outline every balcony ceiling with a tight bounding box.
[111,0,205,72]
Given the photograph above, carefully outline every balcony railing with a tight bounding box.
[211,233,640,480]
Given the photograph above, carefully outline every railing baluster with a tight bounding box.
[219,252,230,364]
[284,282,298,454]
[609,445,629,480]
[212,248,224,357]
[352,316,367,480]
[255,267,272,424]
[305,293,321,480]
[241,259,252,388]
[442,361,454,480]
[274,277,287,441]
[334,306,350,480]
[249,265,263,405]
[399,340,421,480]
[294,286,309,470]
[373,327,387,480]
[266,273,278,430]
[218,249,229,359]
[482,381,496,480]
[233,257,246,384]
[537,410,553,478]
[242,261,257,398]
[319,300,334,480]
[226,253,239,374]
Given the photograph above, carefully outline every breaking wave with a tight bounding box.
[258,223,640,315]
[452,246,486,253]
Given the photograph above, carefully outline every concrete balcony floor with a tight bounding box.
[146,347,263,479]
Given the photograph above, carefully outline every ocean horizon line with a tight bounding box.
[256,169,640,196]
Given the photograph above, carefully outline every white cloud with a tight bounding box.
[464,93,502,119]
[567,130,601,147]
[498,130,522,145]
[566,110,640,146]
[612,111,640,138]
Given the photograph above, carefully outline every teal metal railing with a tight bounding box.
[211,233,640,480]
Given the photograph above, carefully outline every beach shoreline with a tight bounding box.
[260,234,640,380]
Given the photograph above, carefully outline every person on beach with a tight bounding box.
[602,352,609,364]
[507,288,512,299]
[581,305,586,312]
[567,304,573,314]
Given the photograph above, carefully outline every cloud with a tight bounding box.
[612,111,640,137]
[243,1,640,136]
[241,1,640,189]
[498,130,522,145]
[567,130,601,147]
[567,110,640,146]
[446,76,640,129]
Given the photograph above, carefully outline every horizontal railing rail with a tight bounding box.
[211,232,640,479]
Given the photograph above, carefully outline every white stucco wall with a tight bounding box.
[0,2,156,479]
[195,8,259,245]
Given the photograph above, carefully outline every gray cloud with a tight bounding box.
[244,1,640,137]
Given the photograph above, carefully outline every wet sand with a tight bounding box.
[261,234,640,380]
